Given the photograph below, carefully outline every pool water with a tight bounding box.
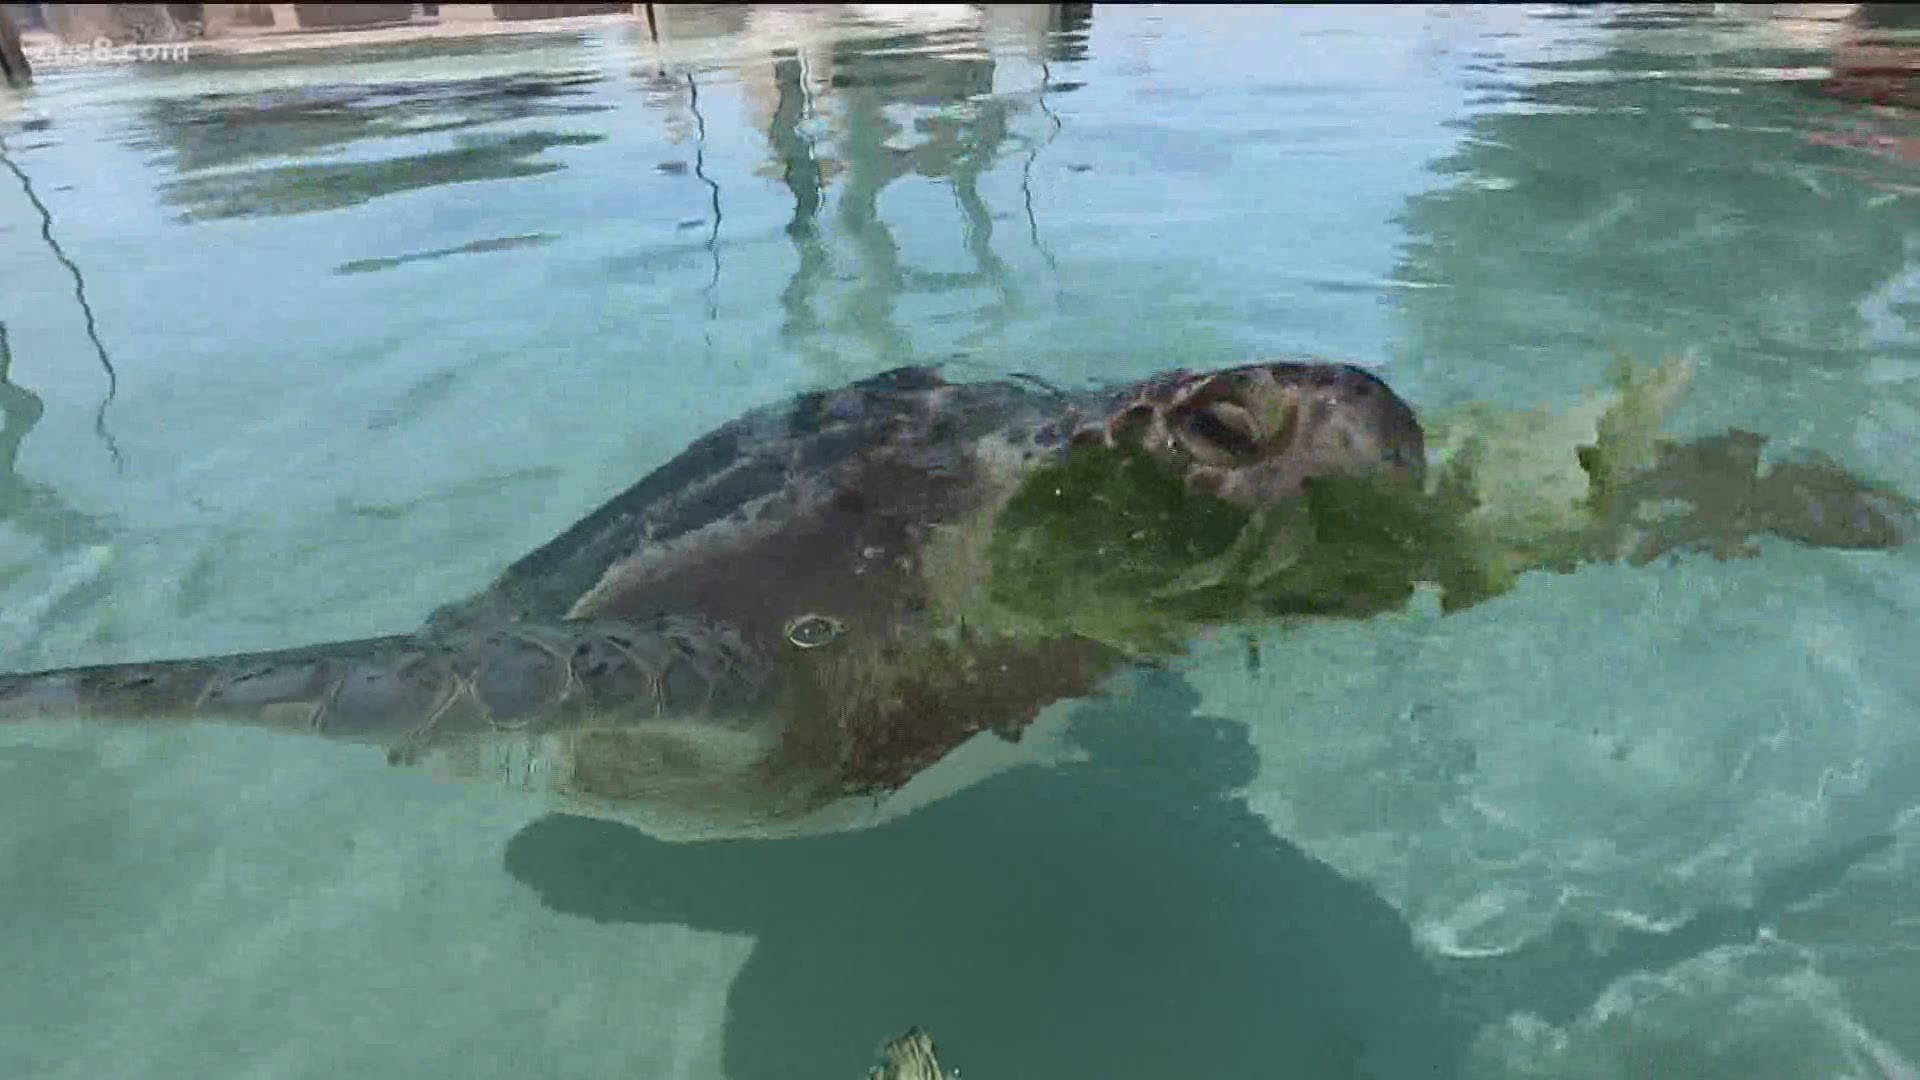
[3,5,1918,1078]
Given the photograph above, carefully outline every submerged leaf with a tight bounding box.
[1423,353,1698,597]
[1587,352,1698,513]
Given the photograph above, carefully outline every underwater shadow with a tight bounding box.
[505,669,1471,1080]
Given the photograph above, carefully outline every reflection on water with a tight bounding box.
[136,70,612,174]
[0,322,102,551]
[708,5,1091,377]
[0,322,108,660]
[635,68,726,332]
[166,128,605,220]
[332,231,555,275]
[140,71,613,220]
[757,32,1022,369]
[1395,9,1915,408]
[117,5,1094,380]
[0,136,123,471]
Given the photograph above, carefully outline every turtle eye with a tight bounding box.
[1182,403,1261,459]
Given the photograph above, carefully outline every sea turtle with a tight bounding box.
[1,357,1912,841]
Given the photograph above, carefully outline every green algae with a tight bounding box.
[976,442,1495,652]
[982,442,1250,652]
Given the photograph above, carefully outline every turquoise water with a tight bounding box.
[3,4,1918,1077]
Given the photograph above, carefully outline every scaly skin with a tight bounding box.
[0,616,771,752]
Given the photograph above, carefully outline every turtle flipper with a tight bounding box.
[0,633,428,738]
[0,616,775,751]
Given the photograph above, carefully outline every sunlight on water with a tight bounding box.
[2,4,1918,1079]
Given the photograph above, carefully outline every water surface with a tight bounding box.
[2,5,1918,1078]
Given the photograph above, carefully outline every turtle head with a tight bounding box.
[965,360,1433,650]
[1077,361,1427,506]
